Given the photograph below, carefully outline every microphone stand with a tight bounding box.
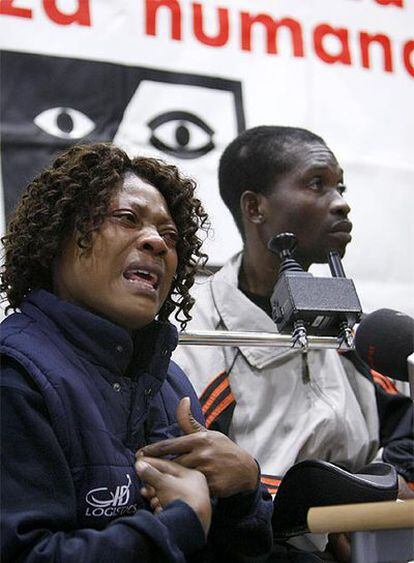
[178,330,352,350]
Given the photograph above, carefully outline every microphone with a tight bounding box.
[268,233,362,348]
[354,308,414,383]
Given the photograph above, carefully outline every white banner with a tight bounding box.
[1,0,413,316]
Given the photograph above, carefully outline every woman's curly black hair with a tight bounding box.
[0,143,209,329]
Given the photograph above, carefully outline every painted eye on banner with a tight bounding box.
[34,107,95,139]
[147,110,215,159]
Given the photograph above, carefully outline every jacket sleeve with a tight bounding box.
[373,373,414,484]
[159,361,273,561]
[0,359,205,563]
[172,341,238,436]
[207,483,273,560]
[341,350,414,484]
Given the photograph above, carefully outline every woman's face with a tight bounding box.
[53,172,179,330]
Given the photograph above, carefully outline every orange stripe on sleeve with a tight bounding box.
[264,487,279,495]
[200,370,227,400]
[371,370,398,395]
[260,475,282,494]
[261,476,282,486]
[201,378,230,415]
[205,393,235,428]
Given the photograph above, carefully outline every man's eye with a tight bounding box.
[34,107,95,139]
[162,231,179,248]
[308,177,324,191]
[147,110,215,160]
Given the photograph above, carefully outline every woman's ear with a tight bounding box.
[240,191,266,225]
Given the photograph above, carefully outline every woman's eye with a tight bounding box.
[111,211,138,225]
[162,231,179,247]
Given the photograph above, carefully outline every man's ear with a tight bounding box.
[240,191,266,224]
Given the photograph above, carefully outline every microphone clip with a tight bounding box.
[268,233,362,349]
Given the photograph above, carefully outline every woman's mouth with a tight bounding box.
[123,268,160,290]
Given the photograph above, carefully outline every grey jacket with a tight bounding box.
[173,253,381,491]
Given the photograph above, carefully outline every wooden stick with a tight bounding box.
[307,500,414,534]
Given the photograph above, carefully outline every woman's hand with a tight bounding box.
[135,456,212,537]
[136,397,259,498]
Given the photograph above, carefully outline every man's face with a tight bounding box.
[53,173,178,330]
[261,141,351,269]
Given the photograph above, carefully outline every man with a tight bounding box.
[172,126,414,534]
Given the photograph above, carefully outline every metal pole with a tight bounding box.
[178,330,349,350]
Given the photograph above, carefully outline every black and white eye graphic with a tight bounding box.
[2,51,246,222]
[34,107,95,139]
[148,110,214,159]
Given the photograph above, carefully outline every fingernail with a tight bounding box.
[135,461,149,472]
[135,450,144,458]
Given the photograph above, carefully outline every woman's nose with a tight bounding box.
[137,228,168,256]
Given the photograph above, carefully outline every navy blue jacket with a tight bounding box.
[0,290,273,562]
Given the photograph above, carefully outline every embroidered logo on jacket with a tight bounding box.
[85,474,137,517]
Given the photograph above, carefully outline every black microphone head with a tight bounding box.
[355,308,414,382]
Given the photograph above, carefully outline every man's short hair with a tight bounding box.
[218,125,326,235]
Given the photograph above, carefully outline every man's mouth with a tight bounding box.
[330,220,353,234]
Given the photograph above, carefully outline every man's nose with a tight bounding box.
[137,228,168,256]
[331,191,351,216]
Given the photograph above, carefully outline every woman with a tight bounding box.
[0,143,272,562]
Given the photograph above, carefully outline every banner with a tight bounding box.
[1,0,413,316]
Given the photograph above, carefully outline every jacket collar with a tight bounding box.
[211,253,297,368]
[21,289,178,380]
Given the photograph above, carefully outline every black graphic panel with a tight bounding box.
[1,51,245,219]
